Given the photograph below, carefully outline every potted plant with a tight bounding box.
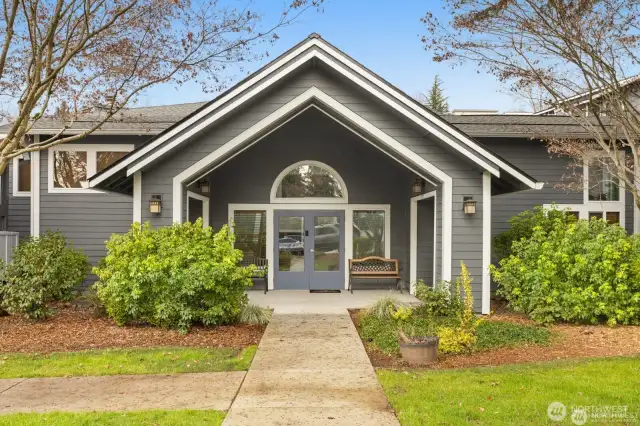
[398,329,439,365]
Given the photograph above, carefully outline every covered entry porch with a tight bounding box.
[179,107,450,295]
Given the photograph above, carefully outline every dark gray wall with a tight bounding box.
[416,198,435,285]
[139,64,487,305]
[39,135,147,274]
[205,108,415,283]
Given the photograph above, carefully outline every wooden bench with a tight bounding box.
[348,256,403,294]
[240,256,268,294]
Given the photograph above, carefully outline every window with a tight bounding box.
[272,161,347,202]
[606,212,620,225]
[53,151,87,188]
[353,210,386,258]
[233,210,267,260]
[48,145,133,193]
[12,157,31,196]
[587,158,619,201]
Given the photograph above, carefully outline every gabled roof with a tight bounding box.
[534,74,640,115]
[85,33,541,191]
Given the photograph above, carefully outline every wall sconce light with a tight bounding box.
[198,180,210,194]
[412,178,425,196]
[149,195,162,214]
[21,152,30,161]
[463,197,477,215]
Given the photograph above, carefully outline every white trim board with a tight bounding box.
[171,87,454,224]
[48,144,133,194]
[482,171,491,315]
[89,36,540,190]
[410,190,438,293]
[186,191,210,228]
[228,203,391,291]
[128,46,500,178]
[185,104,439,188]
[30,137,41,236]
[133,171,142,222]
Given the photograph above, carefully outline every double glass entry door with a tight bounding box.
[274,210,345,290]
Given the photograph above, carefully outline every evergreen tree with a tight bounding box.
[423,75,449,114]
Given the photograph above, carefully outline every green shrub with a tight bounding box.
[0,231,90,319]
[475,321,552,350]
[414,279,462,317]
[94,220,256,332]
[491,218,640,326]
[436,262,481,354]
[366,295,402,320]
[493,205,577,261]
[239,303,271,325]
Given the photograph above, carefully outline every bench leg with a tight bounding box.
[398,278,403,294]
[349,276,353,294]
[264,275,268,294]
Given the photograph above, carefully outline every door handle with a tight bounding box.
[305,230,309,236]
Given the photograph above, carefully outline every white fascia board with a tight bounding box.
[174,87,452,187]
[89,42,319,187]
[92,37,518,187]
[172,87,453,224]
[132,47,501,178]
[313,41,541,188]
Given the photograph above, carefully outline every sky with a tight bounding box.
[142,0,531,113]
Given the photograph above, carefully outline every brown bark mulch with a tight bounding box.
[349,309,640,370]
[0,305,265,354]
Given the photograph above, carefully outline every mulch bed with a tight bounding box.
[0,305,265,354]
[349,308,640,370]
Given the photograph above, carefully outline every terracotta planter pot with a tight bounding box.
[399,336,439,365]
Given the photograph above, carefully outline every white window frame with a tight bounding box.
[228,203,390,291]
[269,160,349,204]
[48,144,133,194]
[583,155,624,204]
[547,154,626,226]
[12,156,31,197]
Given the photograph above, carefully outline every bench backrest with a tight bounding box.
[240,255,268,273]
[349,256,398,275]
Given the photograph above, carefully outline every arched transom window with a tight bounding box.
[271,161,348,203]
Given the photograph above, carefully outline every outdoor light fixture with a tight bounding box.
[149,195,162,214]
[21,152,30,161]
[412,178,425,196]
[463,197,477,215]
[198,180,210,194]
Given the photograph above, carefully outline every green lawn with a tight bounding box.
[0,346,257,379]
[0,409,225,426]
[378,357,640,426]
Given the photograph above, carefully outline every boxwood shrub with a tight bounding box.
[94,220,256,332]
[491,217,640,326]
[0,231,90,319]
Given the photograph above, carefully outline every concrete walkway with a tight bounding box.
[223,313,399,425]
[0,372,244,414]
[248,290,418,314]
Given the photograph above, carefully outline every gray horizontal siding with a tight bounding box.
[6,161,30,238]
[140,64,487,308]
[481,138,634,247]
[39,135,146,281]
